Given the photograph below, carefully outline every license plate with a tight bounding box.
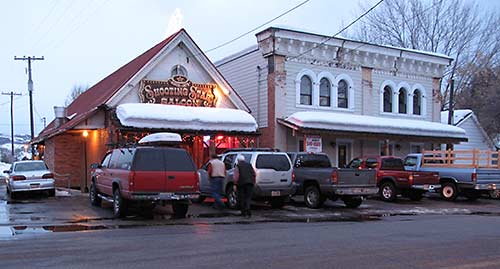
[271,191,281,197]
[423,184,429,190]
[30,184,40,189]
[159,193,174,199]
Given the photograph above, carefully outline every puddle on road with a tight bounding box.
[0,224,111,239]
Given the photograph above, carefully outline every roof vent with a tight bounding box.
[53,106,68,128]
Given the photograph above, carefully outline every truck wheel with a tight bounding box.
[225,185,239,209]
[489,190,500,199]
[9,191,17,200]
[342,196,363,208]
[408,190,424,201]
[464,190,481,201]
[304,185,324,209]
[440,182,458,201]
[113,188,127,218]
[172,202,189,218]
[270,197,286,209]
[89,182,101,207]
[379,182,397,202]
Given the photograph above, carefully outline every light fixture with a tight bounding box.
[82,130,89,138]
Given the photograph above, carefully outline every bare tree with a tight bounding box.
[65,84,89,106]
[351,0,499,110]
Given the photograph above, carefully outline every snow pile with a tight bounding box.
[284,111,466,139]
[116,104,258,133]
[440,109,473,125]
[0,162,11,179]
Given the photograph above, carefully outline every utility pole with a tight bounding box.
[14,56,44,159]
[446,79,455,151]
[1,91,22,158]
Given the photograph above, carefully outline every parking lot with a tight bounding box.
[1,181,500,240]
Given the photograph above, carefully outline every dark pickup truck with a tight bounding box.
[287,152,378,209]
[347,156,440,202]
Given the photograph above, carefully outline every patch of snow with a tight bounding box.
[440,109,473,125]
[0,162,11,178]
[284,111,466,139]
[116,104,258,133]
[139,132,182,144]
[55,189,72,197]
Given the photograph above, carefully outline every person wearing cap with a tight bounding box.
[207,153,226,210]
[234,155,256,217]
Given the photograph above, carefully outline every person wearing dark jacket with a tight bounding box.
[234,155,256,217]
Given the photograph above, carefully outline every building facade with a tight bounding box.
[34,29,258,190]
[216,27,466,167]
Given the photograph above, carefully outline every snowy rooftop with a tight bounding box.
[283,111,466,140]
[440,109,473,126]
[116,104,258,133]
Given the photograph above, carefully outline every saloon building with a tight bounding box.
[216,27,467,167]
[33,29,258,190]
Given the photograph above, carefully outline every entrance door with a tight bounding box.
[337,142,351,168]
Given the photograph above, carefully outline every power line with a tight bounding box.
[287,0,385,61]
[204,0,310,54]
[27,0,59,51]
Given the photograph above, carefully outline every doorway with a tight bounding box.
[337,141,352,167]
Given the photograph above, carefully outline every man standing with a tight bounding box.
[207,154,226,210]
[234,155,256,217]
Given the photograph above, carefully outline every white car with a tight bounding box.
[4,160,55,199]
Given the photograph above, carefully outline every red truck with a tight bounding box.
[347,156,440,202]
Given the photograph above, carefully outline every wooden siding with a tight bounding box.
[456,117,493,151]
[216,49,269,127]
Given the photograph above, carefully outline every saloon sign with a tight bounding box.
[139,76,217,107]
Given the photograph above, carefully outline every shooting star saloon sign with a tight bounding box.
[139,76,217,107]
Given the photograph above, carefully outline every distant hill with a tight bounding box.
[0,133,32,163]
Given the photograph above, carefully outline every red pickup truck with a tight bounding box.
[347,156,440,202]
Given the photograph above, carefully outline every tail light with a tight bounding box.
[12,175,26,181]
[408,174,414,185]
[292,171,295,183]
[471,173,477,182]
[331,171,338,184]
[128,171,136,190]
[42,173,54,179]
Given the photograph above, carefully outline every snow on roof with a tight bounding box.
[139,132,182,144]
[440,109,473,125]
[116,104,258,133]
[284,111,466,139]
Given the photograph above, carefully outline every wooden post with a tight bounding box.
[446,149,452,166]
[497,150,500,169]
[472,149,477,168]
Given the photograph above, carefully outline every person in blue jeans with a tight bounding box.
[207,154,226,209]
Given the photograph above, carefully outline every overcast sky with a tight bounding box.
[0,0,498,136]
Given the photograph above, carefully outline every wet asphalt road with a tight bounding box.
[1,182,500,268]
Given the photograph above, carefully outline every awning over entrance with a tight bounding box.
[116,103,258,133]
[278,111,467,142]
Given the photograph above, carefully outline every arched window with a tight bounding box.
[398,88,407,114]
[300,76,312,105]
[413,90,421,115]
[338,80,348,108]
[383,86,393,112]
[171,65,187,77]
[319,78,331,107]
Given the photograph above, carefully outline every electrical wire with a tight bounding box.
[203,0,310,54]
[287,0,385,61]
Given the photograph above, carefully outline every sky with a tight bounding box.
[0,0,498,136]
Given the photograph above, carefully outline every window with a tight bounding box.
[410,144,423,153]
[398,88,407,114]
[116,149,135,170]
[14,162,47,172]
[413,90,421,115]
[338,80,348,108]
[366,158,378,169]
[319,78,331,107]
[132,148,165,171]
[381,158,404,171]
[101,153,112,168]
[295,154,331,168]
[347,158,362,168]
[300,76,312,105]
[171,65,187,77]
[164,148,195,171]
[223,154,237,170]
[383,86,393,112]
[256,154,291,171]
[404,157,418,167]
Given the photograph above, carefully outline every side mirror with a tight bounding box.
[90,163,101,169]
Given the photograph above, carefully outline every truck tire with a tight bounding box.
[464,190,481,201]
[89,182,101,207]
[304,185,324,209]
[270,197,286,208]
[440,182,458,201]
[225,184,239,209]
[9,191,18,200]
[172,202,189,218]
[408,190,424,201]
[489,190,500,199]
[342,196,363,208]
[379,182,397,202]
[113,188,127,218]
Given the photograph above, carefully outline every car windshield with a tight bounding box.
[14,162,47,172]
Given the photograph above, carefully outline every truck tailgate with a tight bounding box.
[337,169,376,186]
[476,169,500,185]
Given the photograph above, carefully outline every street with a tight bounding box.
[1,183,500,268]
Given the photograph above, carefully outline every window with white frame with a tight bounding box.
[337,80,349,109]
[300,76,313,105]
[319,78,331,107]
[171,64,187,77]
[410,143,424,153]
[383,86,393,113]
[413,89,421,115]
[398,88,407,114]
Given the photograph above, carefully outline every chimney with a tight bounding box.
[53,106,67,128]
